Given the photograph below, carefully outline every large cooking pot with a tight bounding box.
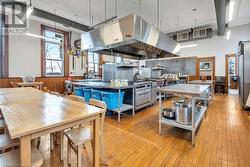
[173,100,192,125]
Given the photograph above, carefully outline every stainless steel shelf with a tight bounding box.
[195,96,212,102]
[152,67,165,70]
[110,104,133,113]
[116,64,138,68]
[161,106,207,131]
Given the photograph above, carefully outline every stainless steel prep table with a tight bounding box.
[155,84,210,146]
[71,82,135,122]
[246,93,250,107]
[189,80,215,101]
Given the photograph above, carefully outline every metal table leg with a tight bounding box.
[204,91,208,107]
[191,96,195,146]
[159,92,162,134]
[204,91,208,117]
[118,89,121,122]
[132,87,135,117]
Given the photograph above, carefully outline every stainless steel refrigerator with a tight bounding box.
[238,41,250,109]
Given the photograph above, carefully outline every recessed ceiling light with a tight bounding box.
[180,43,198,49]
[226,30,231,40]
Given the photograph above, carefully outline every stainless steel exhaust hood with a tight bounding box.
[81,14,180,59]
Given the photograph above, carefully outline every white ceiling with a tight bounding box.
[32,0,250,33]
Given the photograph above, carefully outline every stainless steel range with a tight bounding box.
[134,81,153,110]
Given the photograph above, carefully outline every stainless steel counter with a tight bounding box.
[72,81,135,122]
[246,93,250,107]
[73,79,102,82]
[71,81,134,89]
[189,80,215,101]
[155,84,210,96]
[189,80,215,85]
[155,84,209,146]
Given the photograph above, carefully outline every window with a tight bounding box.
[88,52,99,74]
[44,30,64,76]
[115,56,122,63]
[229,57,236,76]
[41,25,69,77]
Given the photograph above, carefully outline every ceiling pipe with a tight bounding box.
[214,0,226,35]
[156,0,160,29]
[90,16,117,29]
[89,0,92,26]
[138,0,142,16]
[114,0,117,17]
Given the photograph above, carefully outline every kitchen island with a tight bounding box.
[155,84,210,146]
[189,80,215,100]
[246,93,250,107]
[72,81,135,122]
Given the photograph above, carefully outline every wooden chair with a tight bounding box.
[47,91,61,152]
[0,117,19,153]
[65,99,108,167]
[10,82,17,88]
[39,91,61,154]
[43,87,50,92]
[0,145,43,166]
[64,95,85,103]
[50,91,60,96]
[0,134,19,154]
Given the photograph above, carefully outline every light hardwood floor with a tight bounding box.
[37,94,250,167]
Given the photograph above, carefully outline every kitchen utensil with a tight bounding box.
[162,108,175,119]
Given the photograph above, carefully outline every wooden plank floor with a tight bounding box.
[38,94,250,167]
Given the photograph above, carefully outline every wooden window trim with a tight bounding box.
[225,54,237,94]
[41,25,70,77]
[196,56,216,80]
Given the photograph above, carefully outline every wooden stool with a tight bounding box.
[65,99,108,167]
[0,145,43,166]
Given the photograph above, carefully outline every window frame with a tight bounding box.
[87,52,99,75]
[41,25,69,77]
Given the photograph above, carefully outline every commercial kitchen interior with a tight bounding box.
[0,0,250,166]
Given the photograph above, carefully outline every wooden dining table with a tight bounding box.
[0,87,103,167]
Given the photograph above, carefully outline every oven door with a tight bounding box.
[135,88,152,106]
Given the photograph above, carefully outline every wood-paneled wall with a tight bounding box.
[0,78,22,88]
[188,76,200,81]
[0,76,82,93]
[36,76,82,93]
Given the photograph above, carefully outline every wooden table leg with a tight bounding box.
[93,116,100,167]
[60,131,64,161]
[20,135,31,166]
